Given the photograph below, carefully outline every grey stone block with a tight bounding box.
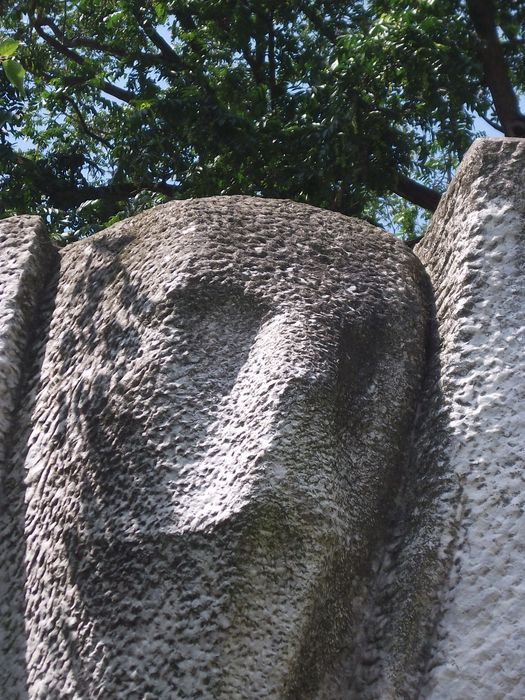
[0,215,55,477]
[0,197,428,698]
[415,139,525,699]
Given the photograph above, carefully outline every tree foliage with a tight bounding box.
[1,0,524,241]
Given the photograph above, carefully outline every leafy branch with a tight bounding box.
[0,37,25,93]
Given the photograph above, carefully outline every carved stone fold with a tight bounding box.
[0,197,428,698]
[0,216,55,475]
[413,139,525,699]
[335,139,525,700]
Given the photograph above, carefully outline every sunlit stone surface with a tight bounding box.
[1,138,523,699]
[414,139,525,700]
[0,197,427,698]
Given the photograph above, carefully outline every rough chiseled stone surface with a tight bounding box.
[0,215,54,474]
[414,139,525,699]
[352,139,525,700]
[3,139,522,699]
[0,196,429,698]
[0,216,57,700]
[302,139,525,700]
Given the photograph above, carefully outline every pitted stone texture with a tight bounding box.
[1,196,429,698]
[317,139,525,700]
[0,216,57,699]
[0,216,54,472]
[413,140,525,699]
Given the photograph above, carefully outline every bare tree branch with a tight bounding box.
[33,21,84,65]
[32,18,136,103]
[391,173,442,212]
[267,11,277,108]
[481,114,504,132]
[63,97,113,148]
[37,12,187,69]
[466,0,525,136]
[14,153,177,209]
[130,8,185,68]
[299,4,338,43]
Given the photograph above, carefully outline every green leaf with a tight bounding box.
[130,98,154,110]
[103,11,125,29]
[3,58,25,93]
[0,38,19,58]
[153,1,168,23]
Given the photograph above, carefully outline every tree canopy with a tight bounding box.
[1,0,524,241]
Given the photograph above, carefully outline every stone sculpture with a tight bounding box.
[0,197,429,698]
[0,138,523,699]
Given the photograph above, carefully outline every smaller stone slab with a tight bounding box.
[0,215,55,474]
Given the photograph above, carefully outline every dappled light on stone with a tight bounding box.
[0,141,523,699]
